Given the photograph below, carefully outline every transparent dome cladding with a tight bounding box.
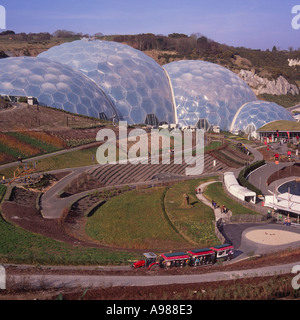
[231,101,295,133]
[163,60,258,130]
[39,40,175,125]
[0,56,118,119]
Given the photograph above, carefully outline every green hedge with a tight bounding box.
[237,160,265,196]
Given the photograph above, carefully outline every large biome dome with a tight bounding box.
[39,39,175,125]
[0,56,118,120]
[163,60,258,130]
[230,101,295,134]
[0,40,295,133]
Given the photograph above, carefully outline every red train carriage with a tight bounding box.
[159,252,190,269]
[187,248,215,266]
[211,244,234,262]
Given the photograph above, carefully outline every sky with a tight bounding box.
[1,0,300,50]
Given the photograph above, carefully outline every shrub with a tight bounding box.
[238,160,265,195]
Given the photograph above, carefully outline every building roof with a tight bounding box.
[257,120,300,132]
[224,172,256,198]
[265,192,300,215]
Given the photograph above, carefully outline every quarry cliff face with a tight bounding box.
[238,69,299,96]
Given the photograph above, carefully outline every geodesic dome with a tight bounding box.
[163,60,257,130]
[0,56,118,120]
[230,101,295,133]
[39,39,175,125]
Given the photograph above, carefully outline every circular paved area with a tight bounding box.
[245,228,300,245]
[224,223,300,260]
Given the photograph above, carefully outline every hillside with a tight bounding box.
[0,103,110,165]
[0,31,300,107]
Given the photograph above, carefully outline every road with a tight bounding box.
[287,103,300,112]
[7,260,300,289]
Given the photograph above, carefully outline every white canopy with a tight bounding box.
[224,172,256,203]
[264,192,300,216]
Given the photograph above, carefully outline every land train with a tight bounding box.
[131,244,234,270]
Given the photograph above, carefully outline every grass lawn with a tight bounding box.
[85,187,191,250]
[204,182,259,216]
[204,141,222,152]
[0,208,139,266]
[85,178,223,251]
[164,178,221,247]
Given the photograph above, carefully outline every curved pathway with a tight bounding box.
[196,181,232,223]
[248,161,294,195]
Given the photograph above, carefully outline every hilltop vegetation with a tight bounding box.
[1,30,300,107]
[1,30,300,81]
[103,33,300,83]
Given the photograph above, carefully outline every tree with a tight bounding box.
[168,33,188,38]
[53,30,76,38]
[94,32,104,38]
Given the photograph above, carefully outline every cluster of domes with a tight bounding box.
[0,38,294,132]
[39,40,175,125]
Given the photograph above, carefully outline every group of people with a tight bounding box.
[283,217,291,226]
[211,200,229,213]
[195,187,201,194]
[221,205,229,213]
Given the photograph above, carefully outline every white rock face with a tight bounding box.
[288,59,300,67]
[238,70,299,96]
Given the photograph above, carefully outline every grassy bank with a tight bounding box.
[0,146,98,179]
[204,182,259,216]
[85,187,191,250]
[0,206,139,265]
[164,178,221,246]
[86,178,222,251]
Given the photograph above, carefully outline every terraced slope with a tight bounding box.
[88,154,228,186]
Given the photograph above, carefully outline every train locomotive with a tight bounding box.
[131,244,234,270]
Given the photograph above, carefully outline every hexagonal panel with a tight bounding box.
[0,56,118,121]
[39,39,175,125]
[164,60,257,130]
[231,101,295,132]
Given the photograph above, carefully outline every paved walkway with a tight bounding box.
[248,161,294,195]
[40,165,98,219]
[230,142,264,178]
[247,140,298,195]
[196,181,232,223]
[8,260,300,289]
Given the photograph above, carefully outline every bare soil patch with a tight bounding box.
[259,146,291,162]
[267,163,300,185]
[63,172,104,195]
